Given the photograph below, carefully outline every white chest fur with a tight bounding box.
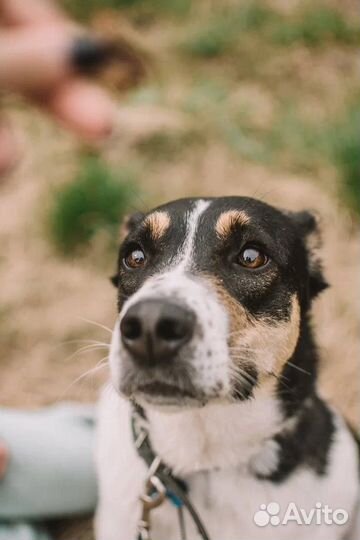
[95,387,359,540]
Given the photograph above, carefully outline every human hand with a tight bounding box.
[0,0,115,175]
[0,440,9,480]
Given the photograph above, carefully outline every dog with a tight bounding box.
[95,197,359,540]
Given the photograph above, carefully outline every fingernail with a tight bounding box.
[70,36,115,74]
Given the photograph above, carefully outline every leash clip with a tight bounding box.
[138,471,166,540]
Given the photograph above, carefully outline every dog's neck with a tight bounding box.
[145,385,285,476]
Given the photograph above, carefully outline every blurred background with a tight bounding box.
[0,0,359,429]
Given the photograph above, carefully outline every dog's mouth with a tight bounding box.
[119,352,202,405]
[137,380,196,398]
[124,376,206,407]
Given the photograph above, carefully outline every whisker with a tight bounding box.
[232,373,258,389]
[229,364,258,388]
[230,348,311,377]
[60,339,110,347]
[229,387,246,402]
[286,361,312,377]
[62,344,109,364]
[57,357,109,401]
[78,317,113,335]
[268,371,293,392]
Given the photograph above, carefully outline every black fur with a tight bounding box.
[276,317,319,417]
[256,396,335,483]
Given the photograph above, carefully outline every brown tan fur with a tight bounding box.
[250,296,301,376]
[203,274,301,384]
[144,211,171,241]
[215,210,250,239]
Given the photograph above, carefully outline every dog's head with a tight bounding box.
[109,197,327,409]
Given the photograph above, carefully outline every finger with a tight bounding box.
[0,26,77,93]
[0,0,65,27]
[45,79,114,141]
[0,27,116,95]
[0,121,20,177]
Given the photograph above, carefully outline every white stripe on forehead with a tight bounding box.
[176,199,210,270]
[121,199,212,311]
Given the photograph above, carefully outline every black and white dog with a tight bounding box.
[96,197,359,540]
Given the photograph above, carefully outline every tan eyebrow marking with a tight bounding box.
[215,210,250,238]
[145,211,171,240]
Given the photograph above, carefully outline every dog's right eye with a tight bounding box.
[123,245,146,270]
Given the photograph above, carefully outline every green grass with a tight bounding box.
[60,0,359,216]
[271,5,360,46]
[62,0,125,20]
[328,106,360,215]
[183,80,228,113]
[183,81,325,168]
[262,105,326,171]
[182,80,266,160]
[254,102,360,213]
[135,130,204,161]
[180,2,359,59]
[48,156,139,255]
[62,0,191,21]
[126,85,164,106]
[180,2,273,58]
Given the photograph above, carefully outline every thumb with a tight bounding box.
[0,25,78,94]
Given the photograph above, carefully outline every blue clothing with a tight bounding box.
[0,404,97,539]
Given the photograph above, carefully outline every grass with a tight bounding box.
[48,156,139,255]
[181,80,268,160]
[260,100,360,214]
[180,1,273,58]
[62,0,359,216]
[62,0,191,21]
[180,2,360,59]
[261,105,325,171]
[216,107,320,170]
[62,0,124,20]
[181,80,324,168]
[126,85,164,106]
[135,130,204,161]
[271,5,360,46]
[183,80,228,113]
[328,106,360,215]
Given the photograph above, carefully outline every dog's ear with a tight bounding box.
[110,212,145,288]
[290,210,329,299]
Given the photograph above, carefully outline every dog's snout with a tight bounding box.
[120,299,195,365]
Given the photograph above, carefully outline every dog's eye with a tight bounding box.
[123,245,146,269]
[237,247,268,269]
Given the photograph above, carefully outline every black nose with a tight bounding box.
[120,299,195,365]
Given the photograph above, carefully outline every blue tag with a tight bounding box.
[166,490,184,508]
